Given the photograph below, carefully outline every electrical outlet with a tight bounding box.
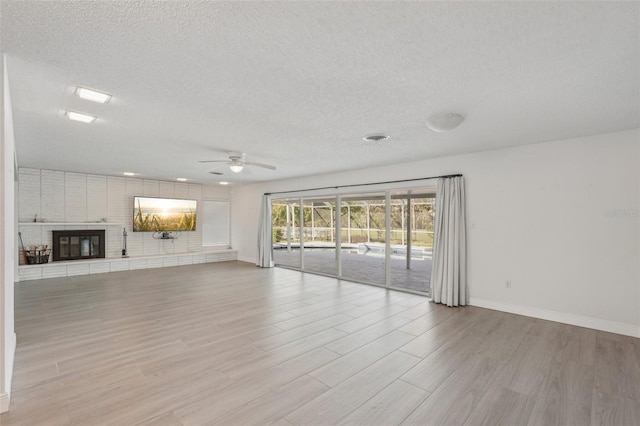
[505,280,512,288]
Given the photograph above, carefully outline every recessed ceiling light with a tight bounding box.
[176,178,188,182]
[363,134,390,142]
[123,172,136,176]
[426,113,465,132]
[75,87,112,103]
[66,111,97,123]
[219,181,229,185]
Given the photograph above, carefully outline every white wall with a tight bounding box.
[0,50,5,415]
[18,168,231,259]
[231,129,640,337]
[1,55,17,413]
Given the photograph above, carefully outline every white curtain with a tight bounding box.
[257,194,274,268]
[430,176,468,306]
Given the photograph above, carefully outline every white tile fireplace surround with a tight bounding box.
[17,168,235,281]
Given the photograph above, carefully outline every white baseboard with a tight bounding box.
[0,391,8,413]
[237,256,256,264]
[1,332,17,413]
[470,298,640,338]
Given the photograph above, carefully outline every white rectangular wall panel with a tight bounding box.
[163,256,179,267]
[110,260,130,272]
[64,172,87,222]
[67,263,90,277]
[18,168,41,222]
[42,265,67,279]
[146,257,164,269]
[143,180,159,197]
[174,182,189,198]
[159,181,175,198]
[129,259,148,270]
[107,176,127,226]
[89,262,110,275]
[87,174,108,222]
[41,170,65,222]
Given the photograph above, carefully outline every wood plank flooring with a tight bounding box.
[1,261,639,425]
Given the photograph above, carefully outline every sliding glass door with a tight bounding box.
[271,187,435,295]
[340,193,387,287]
[272,198,301,269]
[302,197,337,276]
[388,192,435,293]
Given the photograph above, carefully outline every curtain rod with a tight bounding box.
[264,174,462,196]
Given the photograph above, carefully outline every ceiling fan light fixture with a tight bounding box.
[426,113,465,132]
[199,152,274,173]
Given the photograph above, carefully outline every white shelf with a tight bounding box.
[18,222,123,226]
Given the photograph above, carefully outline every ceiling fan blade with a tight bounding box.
[207,163,227,173]
[198,160,231,164]
[245,161,276,171]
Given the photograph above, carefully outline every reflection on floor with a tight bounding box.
[273,247,431,293]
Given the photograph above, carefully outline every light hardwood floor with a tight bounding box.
[2,261,639,425]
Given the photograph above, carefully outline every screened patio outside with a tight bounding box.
[272,194,435,294]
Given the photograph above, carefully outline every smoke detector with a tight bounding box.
[426,113,465,132]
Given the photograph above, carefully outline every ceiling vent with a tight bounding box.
[363,134,390,142]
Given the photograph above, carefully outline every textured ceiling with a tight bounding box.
[1,1,639,184]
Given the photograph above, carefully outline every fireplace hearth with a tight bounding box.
[52,230,106,262]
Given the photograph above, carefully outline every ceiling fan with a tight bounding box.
[198,151,276,174]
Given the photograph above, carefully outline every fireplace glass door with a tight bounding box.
[53,230,106,261]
